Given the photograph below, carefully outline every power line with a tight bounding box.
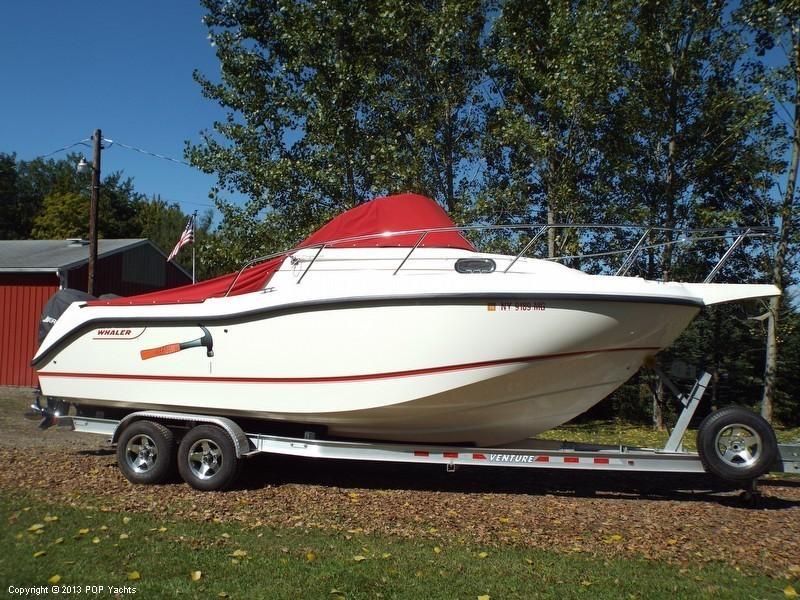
[32,136,218,211]
[39,139,91,158]
[99,138,217,209]
[103,138,192,167]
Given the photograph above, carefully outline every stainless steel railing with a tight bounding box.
[224,224,774,296]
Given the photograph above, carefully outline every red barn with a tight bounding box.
[0,239,191,387]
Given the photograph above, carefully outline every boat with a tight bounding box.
[31,193,779,447]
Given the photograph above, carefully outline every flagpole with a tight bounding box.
[192,210,197,284]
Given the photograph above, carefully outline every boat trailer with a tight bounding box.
[27,368,800,493]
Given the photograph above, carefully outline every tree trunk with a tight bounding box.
[546,153,557,259]
[653,378,666,432]
[443,104,455,212]
[651,48,681,431]
[761,32,800,422]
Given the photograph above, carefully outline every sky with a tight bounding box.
[0,2,232,218]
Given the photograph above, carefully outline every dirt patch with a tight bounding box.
[0,387,98,450]
[1,387,798,578]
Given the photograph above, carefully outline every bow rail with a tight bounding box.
[224,224,774,296]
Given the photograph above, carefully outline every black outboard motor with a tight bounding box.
[27,289,95,428]
[38,288,95,345]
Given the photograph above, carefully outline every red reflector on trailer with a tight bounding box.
[564,456,580,463]
[535,456,549,462]
[443,452,459,459]
[594,457,610,464]
[472,453,486,460]
[414,451,429,457]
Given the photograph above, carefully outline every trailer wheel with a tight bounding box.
[178,425,240,491]
[116,420,176,485]
[697,406,778,482]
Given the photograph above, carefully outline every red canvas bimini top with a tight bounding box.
[89,194,473,306]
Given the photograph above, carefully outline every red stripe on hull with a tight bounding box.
[38,346,659,384]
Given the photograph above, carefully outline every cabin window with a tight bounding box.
[455,258,496,274]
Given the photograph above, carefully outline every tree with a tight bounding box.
[483,0,633,256]
[0,153,25,238]
[135,195,214,279]
[738,0,800,422]
[188,0,490,248]
[373,1,488,213]
[600,0,782,428]
[31,171,142,240]
[0,153,81,239]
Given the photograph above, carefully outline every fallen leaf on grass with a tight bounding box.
[306,551,316,562]
[78,528,90,535]
[53,538,63,545]
[44,516,59,522]
[605,534,623,543]
[478,596,491,600]
[353,555,366,562]
[119,533,129,540]
[33,551,46,558]
[92,537,100,544]
[477,552,488,559]
[127,571,141,581]
[434,546,442,554]
[122,516,131,524]
[381,553,392,559]
[230,549,247,558]
[785,586,798,599]
[27,523,44,532]
[191,570,202,581]
[48,575,61,585]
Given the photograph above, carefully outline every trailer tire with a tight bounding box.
[116,420,176,485]
[697,406,778,482]
[178,425,240,491]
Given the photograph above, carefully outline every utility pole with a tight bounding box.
[87,129,102,296]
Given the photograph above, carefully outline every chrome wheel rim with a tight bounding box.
[125,434,158,474]
[714,424,762,469]
[188,439,223,480]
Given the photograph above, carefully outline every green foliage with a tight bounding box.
[185,0,799,424]
[482,0,633,236]
[31,172,141,240]
[0,153,211,278]
[188,0,489,238]
[135,195,214,279]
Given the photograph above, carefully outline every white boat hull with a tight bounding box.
[37,297,698,445]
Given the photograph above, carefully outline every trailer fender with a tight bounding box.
[112,411,253,458]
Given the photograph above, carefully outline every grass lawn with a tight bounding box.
[1,491,795,600]
[539,420,800,451]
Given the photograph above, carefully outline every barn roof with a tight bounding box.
[0,239,149,272]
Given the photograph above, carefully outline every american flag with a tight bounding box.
[167,216,194,262]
